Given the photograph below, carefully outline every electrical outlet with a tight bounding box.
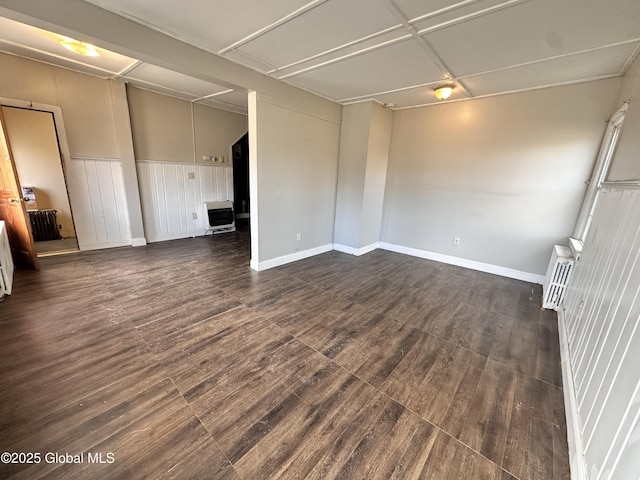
[188,172,195,179]
[453,237,460,246]
[192,212,198,219]
[296,232,301,241]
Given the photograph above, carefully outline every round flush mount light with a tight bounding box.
[59,37,100,57]
[434,84,454,100]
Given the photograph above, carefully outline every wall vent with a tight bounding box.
[543,244,575,310]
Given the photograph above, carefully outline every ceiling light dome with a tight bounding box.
[59,37,99,57]
[434,84,454,100]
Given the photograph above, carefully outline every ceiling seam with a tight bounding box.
[338,80,447,103]
[391,74,622,110]
[457,40,640,81]
[194,90,235,101]
[267,24,405,75]
[217,0,329,55]
[415,0,532,36]
[381,0,473,98]
[276,34,412,80]
[115,59,142,78]
[619,42,640,76]
[408,0,488,24]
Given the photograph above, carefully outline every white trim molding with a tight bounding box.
[251,244,334,271]
[333,242,379,256]
[79,240,130,251]
[378,242,545,284]
[145,230,204,244]
[558,309,588,480]
[130,237,147,247]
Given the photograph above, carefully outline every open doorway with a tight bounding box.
[232,132,249,228]
[1,106,79,256]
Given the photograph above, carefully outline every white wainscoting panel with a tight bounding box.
[66,157,131,250]
[562,188,640,479]
[137,161,234,242]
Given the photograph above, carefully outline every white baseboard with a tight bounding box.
[251,244,334,271]
[130,237,147,247]
[558,309,587,480]
[78,240,130,251]
[333,242,379,256]
[145,230,205,243]
[378,242,545,284]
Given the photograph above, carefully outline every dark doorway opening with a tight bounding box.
[232,133,249,228]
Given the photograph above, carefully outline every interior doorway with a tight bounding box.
[232,132,250,227]
[1,106,79,256]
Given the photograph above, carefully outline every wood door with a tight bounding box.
[0,107,39,270]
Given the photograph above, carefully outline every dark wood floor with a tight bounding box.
[0,227,569,479]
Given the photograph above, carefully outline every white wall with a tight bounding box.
[563,188,640,480]
[0,53,136,250]
[137,162,234,242]
[609,55,640,182]
[381,79,621,279]
[249,92,341,270]
[562,54,640,480]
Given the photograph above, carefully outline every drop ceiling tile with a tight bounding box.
[462,43,637,96]
[84,0,313,53]
[237,0,399,68]
[424,0,640,76]
[287,39,445,100]
[123,79,199,101]
[0,16,138,74]
[124,63,228,97]
[222,49,275,73]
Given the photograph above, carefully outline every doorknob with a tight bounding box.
[9,198,19,202]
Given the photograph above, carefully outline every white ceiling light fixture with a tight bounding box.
[434,84,454,100]
[59,37,100,57]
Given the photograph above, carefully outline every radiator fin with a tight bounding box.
[28,210,62,242]
[542,245,575,310]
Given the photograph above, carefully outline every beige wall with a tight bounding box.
[0,53,120,160]
[609,54,640,181]
[128,87,193,162]
[127,86,247,164]
[382,78,621,276]
[2,106,75,238]
[250,92,341,268]
[193,103,247,163]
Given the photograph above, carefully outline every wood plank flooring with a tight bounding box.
[0,227,569,479]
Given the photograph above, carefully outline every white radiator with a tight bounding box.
[0,220,14,296]
[542,244,575,310]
